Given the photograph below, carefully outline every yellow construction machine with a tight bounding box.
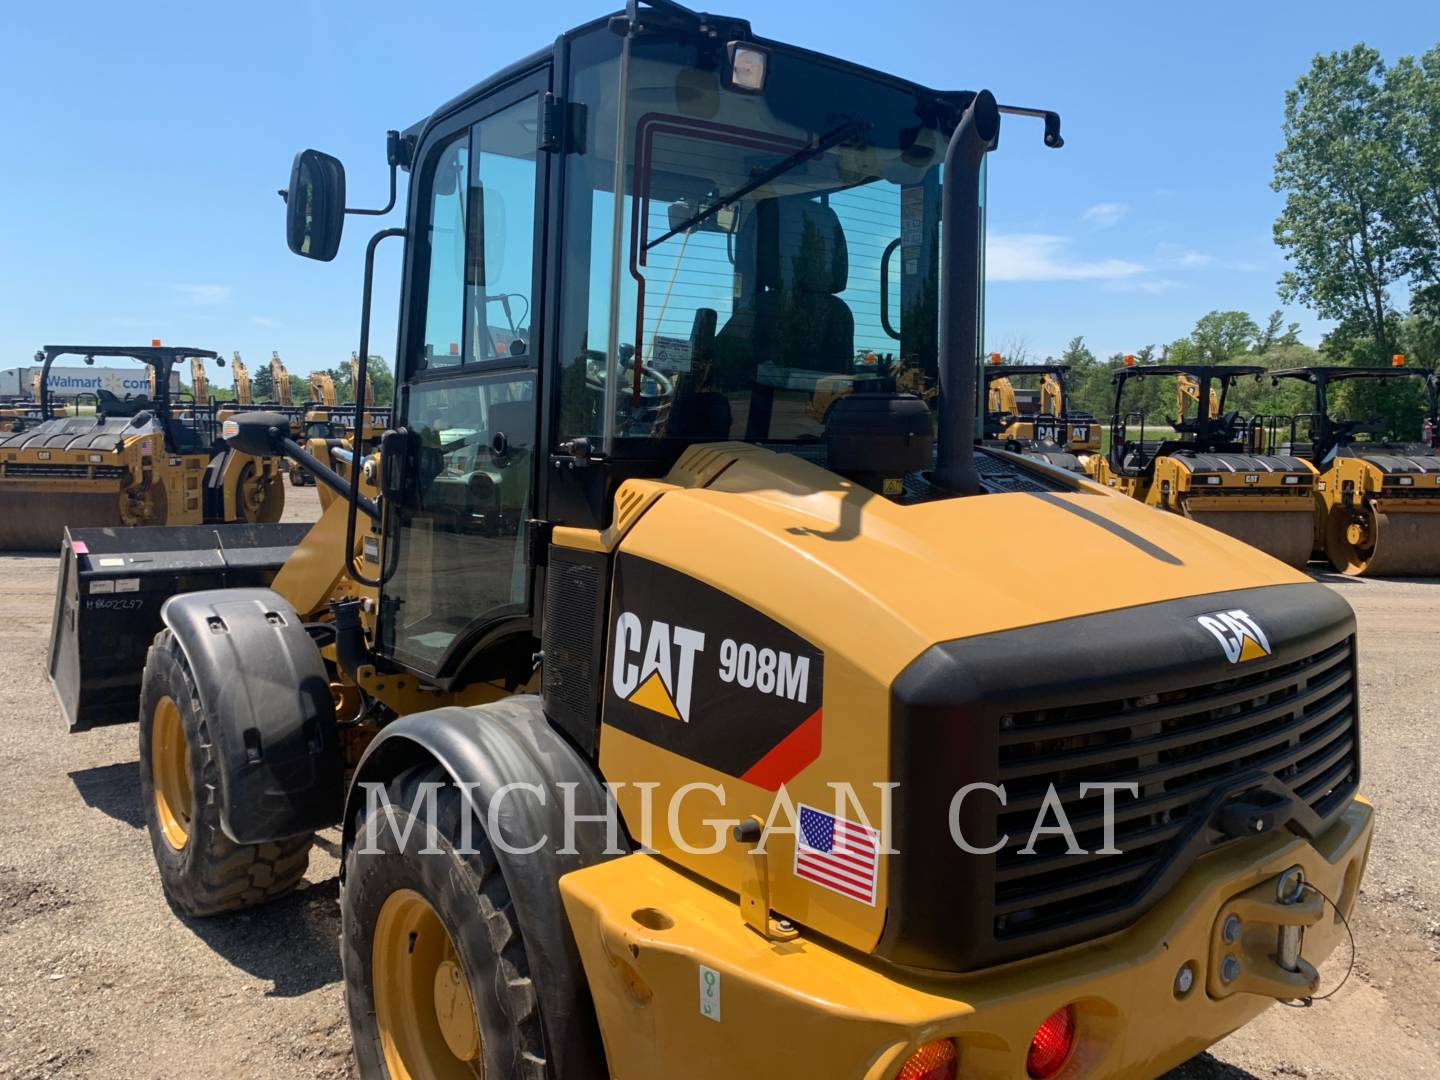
[982,357,1099,472]
[1089,363,1318,566]
[269,350,294,406]
[50,7,1371,1077]
[1271,363,1440,575]
[230,351,253,406]
[0,345,285,549]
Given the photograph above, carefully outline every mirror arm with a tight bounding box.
[346,227,406,589]
[278,436,379,519]
[345,158,399,217]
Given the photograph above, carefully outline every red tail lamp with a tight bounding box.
[1026,1005,1077,1079]
[896,1038,957,1080]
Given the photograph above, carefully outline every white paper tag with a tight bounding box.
[89,581,115,594]
[653,336,693,373]
[98,557,125,567]
[114,578,140,593]
[698,965,721,1022]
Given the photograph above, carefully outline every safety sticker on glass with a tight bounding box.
[698,964,721,1022]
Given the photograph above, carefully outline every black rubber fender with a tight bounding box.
[341,695,624,1079]
[159,588,341,844]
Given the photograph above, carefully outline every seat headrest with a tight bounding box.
[751,198,848,295]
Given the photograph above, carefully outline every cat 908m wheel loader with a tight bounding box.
[50,5,1371,1077]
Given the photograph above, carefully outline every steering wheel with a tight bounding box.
[584,348,675,404]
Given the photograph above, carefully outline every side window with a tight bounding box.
[384,374,536,671]
[421,134,469,371]
[417,98,538,376]
[464,99,538,363]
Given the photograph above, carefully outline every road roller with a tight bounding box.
[981,357,1097,472]
[0,345,286,550]
[1089,363,1317,566]
[1272,364,1440,575]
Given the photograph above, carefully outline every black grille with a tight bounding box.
[2,463,127,480]
[989,639,1356,941]
[541,546,609,755]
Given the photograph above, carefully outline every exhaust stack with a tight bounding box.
[932,90,1000,495]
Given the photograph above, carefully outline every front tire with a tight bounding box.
[138,631,313,916]
[343,764,547,1080]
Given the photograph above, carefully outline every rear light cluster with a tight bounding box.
[1027,1005,1077,1079]
[895,1039,956,1080]
[891,1005,1076,1080]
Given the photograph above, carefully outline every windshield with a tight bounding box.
[557,26,967,451]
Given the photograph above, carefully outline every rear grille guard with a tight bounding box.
[878,583,1359,973]
[991,639,1356,940]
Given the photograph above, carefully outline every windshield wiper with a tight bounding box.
[646,115,864,252]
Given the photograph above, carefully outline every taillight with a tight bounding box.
[1027,1005,1076,1079]
[896,1038,957,1080]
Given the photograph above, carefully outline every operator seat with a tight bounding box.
[713,196,854,438]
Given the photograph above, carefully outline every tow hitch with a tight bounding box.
[1208,865,1323,1001]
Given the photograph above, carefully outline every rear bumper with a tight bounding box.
[560,796,1372,1080]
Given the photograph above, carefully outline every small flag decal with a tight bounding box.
[795,804,879,906]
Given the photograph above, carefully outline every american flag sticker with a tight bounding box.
[794,804,880,906]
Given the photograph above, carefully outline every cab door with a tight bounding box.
[380,72,548,675]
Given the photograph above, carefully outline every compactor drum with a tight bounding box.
[1274,365,1440,575]
[1091,364,1316,566]
[0,346,285,550]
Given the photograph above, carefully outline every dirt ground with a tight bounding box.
[0,485,1436,1079]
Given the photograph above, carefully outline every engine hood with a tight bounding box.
[619,446,1312,680]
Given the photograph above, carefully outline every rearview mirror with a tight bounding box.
[222,411,291,457]
[379,428,410,501]
[286,149,347,261]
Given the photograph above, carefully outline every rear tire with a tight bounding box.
[138,630,313,916]
[343,764,547,1080]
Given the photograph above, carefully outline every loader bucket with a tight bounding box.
[48,521,310,732]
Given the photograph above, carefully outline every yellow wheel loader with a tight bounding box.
[982,358,1098,472]
[1089,363,1318,567]
[51,6,1370,1077]
[0,345,286,550]
[1272,364,1440,575]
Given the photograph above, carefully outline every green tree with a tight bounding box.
[1387,45,1440,287]
[1189,310,1260,363]
[1254,310,1302,354]
[331,355,396,406]
[1273,45,1411,361]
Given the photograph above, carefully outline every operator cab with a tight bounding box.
[1107,364,1266,478]
[280,0,1064,684]
[1271,365,1440,467]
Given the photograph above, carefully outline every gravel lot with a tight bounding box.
[0,486,1435,1079]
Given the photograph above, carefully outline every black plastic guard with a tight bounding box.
[161,587,341,844]
[342,696,623,1079]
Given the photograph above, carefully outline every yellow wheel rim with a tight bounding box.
[150,695,192,850]
[373,888,483,1080]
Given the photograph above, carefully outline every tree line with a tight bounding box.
[1022,41,1440,443]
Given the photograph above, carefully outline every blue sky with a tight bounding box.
[2,0,1437,376]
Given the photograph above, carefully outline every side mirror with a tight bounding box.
[379,428,410,501]
[286,149,347,261]
[221,411,291,456]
